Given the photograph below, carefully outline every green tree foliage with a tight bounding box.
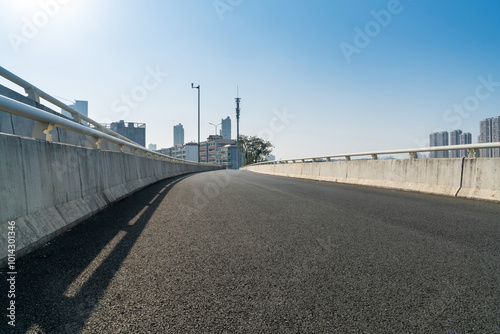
[238,135,274,165]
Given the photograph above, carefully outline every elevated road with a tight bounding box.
[2,170,499,333]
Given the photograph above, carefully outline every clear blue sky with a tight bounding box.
[1,0,500,159]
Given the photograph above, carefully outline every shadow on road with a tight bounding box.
[0,173,193,333]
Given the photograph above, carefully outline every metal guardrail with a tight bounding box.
[0,66,212,165]
[252,143,500,165]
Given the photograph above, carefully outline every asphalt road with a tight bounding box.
[1,170,499,333]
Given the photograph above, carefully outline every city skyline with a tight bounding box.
[1,1,500,159]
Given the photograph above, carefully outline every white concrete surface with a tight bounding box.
[458,158,500,202]
[0,133,219,266]
[244,158,500,203]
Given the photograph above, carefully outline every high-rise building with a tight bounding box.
[220,116,231,139]
[449,130,462,158]
[429,131,449,158]
[478,116,500,157]
[103,120,146,147]
[174,123,184,146]
[459,132,472,157]
[61,100,88,125]
[148,143,157,151]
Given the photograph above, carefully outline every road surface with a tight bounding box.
[1,170,499,333]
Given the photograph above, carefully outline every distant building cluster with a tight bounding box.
[429,116,500,158]
[429,130,471,158]
[154,117,241,169]
[59,99,242,166]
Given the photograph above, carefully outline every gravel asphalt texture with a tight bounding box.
[1,169,499,333]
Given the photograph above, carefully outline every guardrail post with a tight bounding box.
[371,154,378,160]
[467,148,479,158]
[409,152,418,159]
[89,136,102,150]
[32,121,55,142]
[43,123,54,142]
[25,86,40,103]
[73,112,82,125]
[345,156,351,161]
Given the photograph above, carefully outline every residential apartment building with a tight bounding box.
[429,131,449,158]
[199,135,241,169]
[459,132,472,157]
[478,116,500,157]
[449,130,462,158]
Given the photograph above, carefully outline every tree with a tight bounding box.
[238,135,274,165]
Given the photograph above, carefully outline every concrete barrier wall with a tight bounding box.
[0,133,219,266]
[243,158,500,202]
[458,158,500,202]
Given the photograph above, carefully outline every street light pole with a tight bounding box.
[209,122,221,136]
[191,83,200,163]
[235,88,241,169]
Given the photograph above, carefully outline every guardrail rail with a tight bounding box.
[0,66,211,165]
[251,143,500,165]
